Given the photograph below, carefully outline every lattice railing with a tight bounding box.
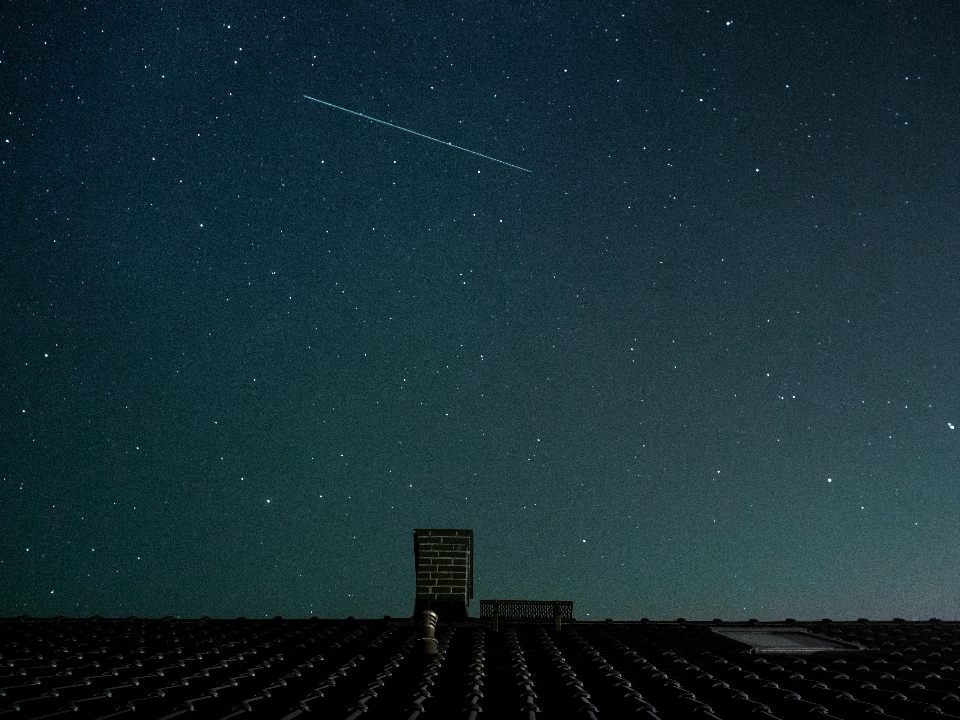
[479,600,573,624]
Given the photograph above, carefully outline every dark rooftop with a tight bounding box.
[4,616,960,719]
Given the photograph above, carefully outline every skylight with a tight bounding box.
[712,626,861,654]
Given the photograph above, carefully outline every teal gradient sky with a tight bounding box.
[3,2,959,621]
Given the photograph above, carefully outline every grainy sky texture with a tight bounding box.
[3,2,960,621]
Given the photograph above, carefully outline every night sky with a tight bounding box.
[3,2,960,622]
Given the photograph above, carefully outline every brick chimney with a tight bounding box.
[413,529,474,619]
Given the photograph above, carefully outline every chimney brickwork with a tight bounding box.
[413,529,474,619]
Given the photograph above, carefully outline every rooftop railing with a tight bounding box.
[480,599,573,631]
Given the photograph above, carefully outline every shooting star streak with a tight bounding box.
[304,95,532,173]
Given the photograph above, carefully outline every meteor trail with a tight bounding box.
[303,95,532,173]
